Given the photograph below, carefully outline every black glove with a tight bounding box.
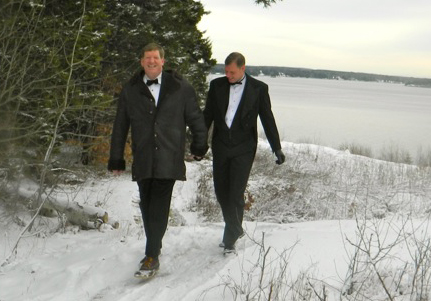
[275,149,285,165]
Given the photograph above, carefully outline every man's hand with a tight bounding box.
[275,149,285,165]
[112,170,123,176]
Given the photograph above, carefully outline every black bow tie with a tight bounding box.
[146,79,159,86]
[229,81,242,86]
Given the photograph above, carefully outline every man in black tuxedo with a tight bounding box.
[203,52,285,255]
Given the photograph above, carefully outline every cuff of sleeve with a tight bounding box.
[107,159,126,171]
[190,144,208,157]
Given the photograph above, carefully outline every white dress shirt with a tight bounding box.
[225,76,246,128]
[144,74,162,106]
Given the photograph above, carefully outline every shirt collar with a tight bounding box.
[144,73,162,85]
[229,75,246,87]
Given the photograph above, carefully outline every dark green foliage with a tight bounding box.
[101,0,215,105]
[254,0,281,8]
[101,1,155,90]
[151,0,216,104]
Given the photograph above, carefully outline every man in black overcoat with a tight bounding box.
[108,43,208,277]
[203,52,285,255]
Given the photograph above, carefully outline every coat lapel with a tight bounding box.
[130,71,155,103]
[158,71,169,104]
[240,74,258,120]
[158,71,181,108]
[215,78,230,115]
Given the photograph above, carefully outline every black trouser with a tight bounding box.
[137,178,176,258]
[213,149,255,248]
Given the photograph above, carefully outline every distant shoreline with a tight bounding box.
[209,64,431,88]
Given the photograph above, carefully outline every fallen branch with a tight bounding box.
[8,178,119,230]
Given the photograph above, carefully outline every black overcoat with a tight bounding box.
[108,70,208,181]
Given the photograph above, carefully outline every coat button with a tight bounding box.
[149,110,153,114]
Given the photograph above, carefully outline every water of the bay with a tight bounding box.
[209,75,431,159]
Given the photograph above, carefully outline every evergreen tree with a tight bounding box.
[152,0,215,105]
[101,0,155,93]
[101,0,215,106]
[255,0,281,7]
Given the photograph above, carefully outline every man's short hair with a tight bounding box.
[141,43,165,59]
[225,52,245,67]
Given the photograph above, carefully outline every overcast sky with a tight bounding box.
[198,0,431,78]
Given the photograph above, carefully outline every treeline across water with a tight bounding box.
[210,64,431,87]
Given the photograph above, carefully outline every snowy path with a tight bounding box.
[1,216,359,301]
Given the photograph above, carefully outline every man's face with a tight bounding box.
[225,62,245,83]
[141,50,164,79]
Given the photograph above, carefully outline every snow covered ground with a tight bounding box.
[1,141,430,301]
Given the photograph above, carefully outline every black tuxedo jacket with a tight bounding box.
[204,74,282,155]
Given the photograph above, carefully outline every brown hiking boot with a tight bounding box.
[139,256,160,271]
[139,251,161,265]
[134,256,160,279]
